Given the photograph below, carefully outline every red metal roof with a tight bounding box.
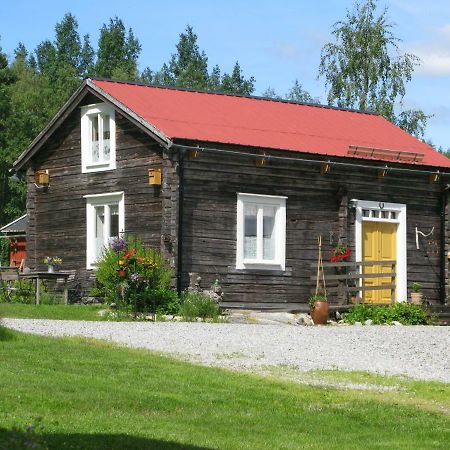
[92,79,450,168]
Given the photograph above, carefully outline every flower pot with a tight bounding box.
[310,301,329,325]
[410,292,423,305]
[47,265,54,273]
[117,269,127,279]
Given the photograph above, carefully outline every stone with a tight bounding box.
[391,321,403,326]
[364,319,373,326]
[335,311,343,320]
[354,321,362,326]
[297,313,314,326]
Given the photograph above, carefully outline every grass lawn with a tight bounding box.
[0,326,449,449]
[0,303,108,321]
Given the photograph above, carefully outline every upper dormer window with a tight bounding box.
[81,103,116,173]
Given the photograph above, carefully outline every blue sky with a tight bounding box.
[1,0,450,149]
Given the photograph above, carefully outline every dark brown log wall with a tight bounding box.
[26,96,165,292]
[179,143,447,310]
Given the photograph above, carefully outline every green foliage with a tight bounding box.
[148,25,255,95]
[95,17,141,80]
[308,294,328,308]
[411,282,422,293]
[94,239,178,315]
[318,0,428,137]
[262,79,319,104]
[343,303,432,325]
[179,290,220,321]
[0,278,63,305]
[0,239,9,266]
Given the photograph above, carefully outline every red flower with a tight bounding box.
[330,247,351,262]
[124,249,137,259]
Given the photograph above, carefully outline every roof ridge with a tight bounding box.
[88,77,379,116]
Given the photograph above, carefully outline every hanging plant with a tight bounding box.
[330,245,351,262]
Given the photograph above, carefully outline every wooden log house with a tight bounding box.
[12,78,450,310]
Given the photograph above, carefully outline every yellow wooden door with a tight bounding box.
[362,221,397,303]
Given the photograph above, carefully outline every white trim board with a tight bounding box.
[354,200,407,302]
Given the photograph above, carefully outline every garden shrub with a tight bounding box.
[0,279,35,304]
[179,291,220,321]
[94,237,179,315]
[0,279,65,305]
[343,303,432,325]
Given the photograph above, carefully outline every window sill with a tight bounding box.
[230,266,291,276]
[83,162,115,174]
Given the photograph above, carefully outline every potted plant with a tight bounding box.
[116,259,128,279]
[410,282,423,305]
[330,245,351,262]
[309,294,329,325]
[43,256,62,273]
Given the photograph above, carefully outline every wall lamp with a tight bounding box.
[349,199,359,209]
[255,153,268,167]
[320,161,332,175]
[34,169,50,192]
[148,168,162,186]
[429,171,440,183]
[377,165,390,178]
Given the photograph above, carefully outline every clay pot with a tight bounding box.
[117,269,127,279]
[310,301,329,325]
[410,292,423,305]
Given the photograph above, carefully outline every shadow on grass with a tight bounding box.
[0,325,16,342]
[0,428,211,450]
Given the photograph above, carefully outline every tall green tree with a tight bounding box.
[151,25,209,89]
[95,17,141,80]
[286,80,319,103]
[0,41,15,226]
[34,14,93,105]
[262,80,319,103]
[148,25,255,95]
[318,0,427,137]
[220,62,255,95]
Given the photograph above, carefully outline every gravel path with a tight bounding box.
[3,318,450,382]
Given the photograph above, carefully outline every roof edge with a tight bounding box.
[13,80,89,170]
[90,76,379,116]
[13,79,173,171]
[0,214,28,233]
[87,79,172,148]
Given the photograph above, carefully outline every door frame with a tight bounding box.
[354,200,407,302]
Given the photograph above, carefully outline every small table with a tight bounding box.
[19,272,70,305]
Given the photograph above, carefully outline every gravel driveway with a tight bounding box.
[3,318,450,382]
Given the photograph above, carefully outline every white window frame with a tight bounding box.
[354,200,407,302]
[236,193,287,270]
[81,103,116,173]
[84,192,125,269]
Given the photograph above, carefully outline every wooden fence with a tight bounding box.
[310,260,396,304]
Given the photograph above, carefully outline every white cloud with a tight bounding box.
[415,51,450,76]
[406,23,450,77]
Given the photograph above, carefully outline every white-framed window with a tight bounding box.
[84,192,125,269]
[236,193,287,270]
[81,103,116,173]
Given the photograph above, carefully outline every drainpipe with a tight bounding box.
[440,184,450,304]
[176,149,186,295]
